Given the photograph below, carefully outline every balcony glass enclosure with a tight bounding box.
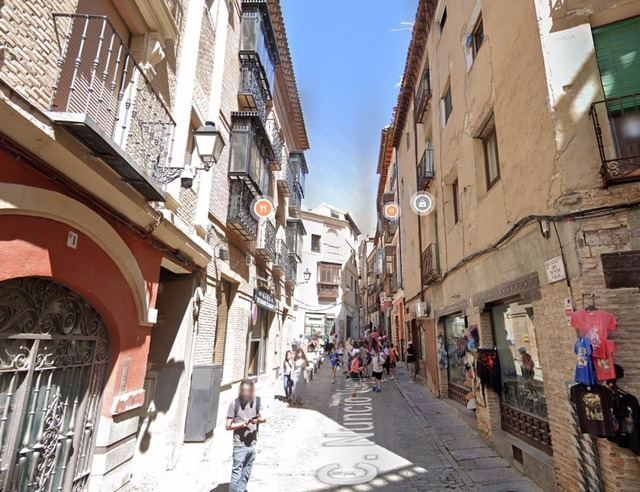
[240,1,280,99]
[286,220,306,261]
[229,112,275,196]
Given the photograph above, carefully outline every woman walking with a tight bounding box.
[291,349,308,406]
[406,342,417,381]
[389,343,399,379]
[329,344,340,383]
[282,351,294,401]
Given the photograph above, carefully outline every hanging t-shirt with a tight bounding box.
[570,309,617,359]
[574,337,596,385]
[570,383,616,437]
[612,391,640,456]
[594,340,616,381]
[476,348,501,394]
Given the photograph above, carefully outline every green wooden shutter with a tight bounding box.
[593,16,640,112]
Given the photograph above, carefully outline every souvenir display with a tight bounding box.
[574,337,596,385]
[476,348,501,394]
[570,308,617,359]
[570,383,616,437]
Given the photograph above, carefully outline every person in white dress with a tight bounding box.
[291,349,308,406]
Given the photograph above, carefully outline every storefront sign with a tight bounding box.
[545,256,566,283]
[111,389,145,415]
[380,294,392,310]
[254,287,277,312]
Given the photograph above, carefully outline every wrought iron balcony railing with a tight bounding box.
[318,283,339,300]
[238,58,269,123]
[167,0,184,28]
[270,124,284,171]
[385,220,398,242]
[227,180,258,241]
[415,69,432,123]
[288,184,303,216]
[590,94,640,185]
[255,219,276,261]
[417,148,435,189]
[421,243,440,286]
[48,14,177,201]
[273,239,287,273]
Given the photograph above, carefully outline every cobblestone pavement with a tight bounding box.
[132,363,540,492]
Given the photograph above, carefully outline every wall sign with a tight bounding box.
[254,287,277,312]
[545,256,566,284]
[111,389,145,415]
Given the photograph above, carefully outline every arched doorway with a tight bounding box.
[0,277,110,491]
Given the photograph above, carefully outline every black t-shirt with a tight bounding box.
[570,384,615,437]
[612,391,640,456]
[406,347,416,363]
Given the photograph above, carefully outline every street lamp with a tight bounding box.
[303,268,311,283]
[181,121,226,188]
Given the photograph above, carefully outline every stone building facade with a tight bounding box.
[0,0,309,490]
[381,0,640,491]
[293,204,361,341]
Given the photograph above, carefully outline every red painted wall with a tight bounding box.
[0,149,164,416]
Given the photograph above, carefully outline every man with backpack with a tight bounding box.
[226,380,266,492]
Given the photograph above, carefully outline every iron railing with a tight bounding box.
[285,254,297,285]
[238,58,268,123]
[49,14,177,200]
[167,0,185,29]
[273,239,287,273]
[289,184,303,214]
[255,219,276,261]
[227,180,258,240]
[417,148,435,189]
[415,68,431,123]
[590,94,640,185]
[421,243,440,286]
[317,283,339,300]
[270,124,284,171]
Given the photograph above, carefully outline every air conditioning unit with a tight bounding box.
[416,301,430,319]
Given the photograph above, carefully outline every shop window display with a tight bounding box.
[491,303,548,419]
[444,315,468,389]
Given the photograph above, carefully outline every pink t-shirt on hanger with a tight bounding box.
[570,309,617,359]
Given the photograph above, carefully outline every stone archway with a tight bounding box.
[0,277,110,491]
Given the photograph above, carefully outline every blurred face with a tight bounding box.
[239,383,254,403]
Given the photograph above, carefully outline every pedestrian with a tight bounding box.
[389,343,399,379]
[349,351,363,380]
[406,342,417,381]
[383,343,391,378]
[226,380,266,492]
[292,348,308,406]
[329,344,340,383]
[337,341,344,367]
[282,350,294,401]
[371,346,386,392]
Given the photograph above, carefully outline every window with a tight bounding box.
[471,15,484,58]
[311,234,321,252]
[442,85,453,124]
[483,127,500,189]
[440,7,447,32]
[330,211,339,219]
[318,263,341,284]
[452,179,460,224]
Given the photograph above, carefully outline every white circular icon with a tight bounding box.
[410,192,436,216]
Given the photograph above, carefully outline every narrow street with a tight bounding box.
[133,363,539,492]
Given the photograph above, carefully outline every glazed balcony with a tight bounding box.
[415,68,431,124]
[385,220,398,243]
[591,94,640,185]
[255,219,276,261]
[289,151,308,196]
[318,283,339,301]
[286,219,306,262]
[48,14,177,201]
[288,184,303,217]
[238,58,269,123]
[273,239,287,273]
[227,180,258,241]
[421,243,440,286]
[240,0,280,99]
[417,148,435,190]
[229,112,275,195]
[285,254,298,286]
[277,159,295,197]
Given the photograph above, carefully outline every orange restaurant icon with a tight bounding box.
[383,202,400,220]
[253,197,274,219]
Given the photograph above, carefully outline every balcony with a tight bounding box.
[229,112,275,195]
[289,151,308,197]
[48,14,177,201]
[318,283,339,301]
[285,254,297,286]
[590,94,640,185]
[227,180,258,241]
[289,184,303,217]
[415,68,431,124]
[286,219,306,261]
[269,122,284,171]
[277,159,294,197]
[421,243,440,286]
[240,1,280,99]
[367,302,380,315]
[273,239,287,273]
[255,219,276,261]
[385,220,398,242]
[417,148,435,189]
[238,58,269,123]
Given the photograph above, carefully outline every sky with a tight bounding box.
[280,0,418,237]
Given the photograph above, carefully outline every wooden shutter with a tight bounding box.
[593,16,640,111]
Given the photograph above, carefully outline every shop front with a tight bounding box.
[247,287,276,379]
[443,313,470,405]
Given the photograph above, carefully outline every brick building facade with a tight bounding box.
[378,1,640,491]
